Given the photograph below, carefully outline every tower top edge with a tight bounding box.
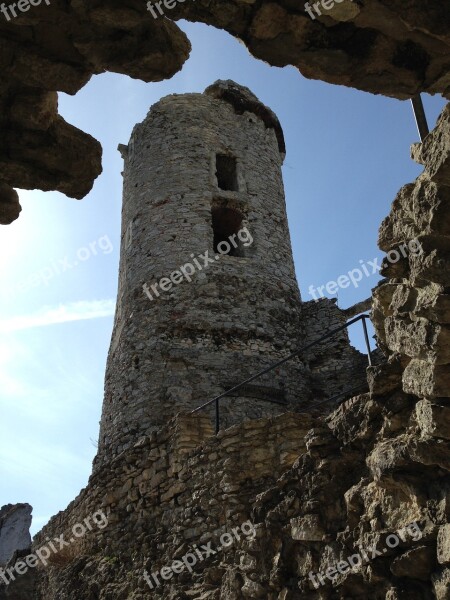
[128,80,286,158]
[204,80,286,156]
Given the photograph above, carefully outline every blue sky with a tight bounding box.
[0,21,447,535]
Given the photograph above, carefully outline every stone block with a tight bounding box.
[415,400,450,439]
[432,568,450,600]
[0,504,32,566]
[379,176,450,251]
[437,524,450,565]
[417,104,450,186]
[290,515,325,541]
[409,239,450,287]
[390,545,435,580]
[367,358,403,397]
[403,359,450,398]
[385,316,450,364]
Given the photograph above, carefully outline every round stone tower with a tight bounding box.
[96,81,311,464]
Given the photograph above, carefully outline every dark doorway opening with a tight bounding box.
[216,155,238,191]
[211,206,244,257]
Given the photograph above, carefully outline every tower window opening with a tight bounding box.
[216,155,238,191]
[211,206,245,257]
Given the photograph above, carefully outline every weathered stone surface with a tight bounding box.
[0,183,21,225]
[415,400,450,440]
[302,298,370,406]
[367,356,403,397]
[205,79,286,156]
[327,393,382,446]
[385,316,450,364]
[390,545,435,580]
[7,412,314,599]
[290,514,325,541]
[432,568,450,600]
[379,176,450,251]
[4,392,448,599]
[373,103,450,406]
[413,104,450,186]
[0,504,32,566]
[403,359,450,399]
[437,524,450,565]
[0,3,190,218]
[389,284,450,324]
[408,236,450,287]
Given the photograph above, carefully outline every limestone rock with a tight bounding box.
[437,524,450,565]
[432,568,450,600]
[403,359,450,399]
[367,356,403,397]
[0,183,21,225]
[414,104,450,186]
[390,545,435,580]
[384,316,450,364]
[0,504,32,566]
[379,176,450,251]
[415,400,450,440]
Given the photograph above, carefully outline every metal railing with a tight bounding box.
[411,94,429,141]
[192,314,373,433]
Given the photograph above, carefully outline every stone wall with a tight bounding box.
[2,391,448,599]
[19,412,314,599]
[303,298,371,406]
[372,103,450,403]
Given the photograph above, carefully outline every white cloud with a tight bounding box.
[0,299,116,333]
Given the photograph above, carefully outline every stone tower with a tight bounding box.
[95,81,313,465]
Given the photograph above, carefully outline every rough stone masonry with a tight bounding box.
[96,80,367,467]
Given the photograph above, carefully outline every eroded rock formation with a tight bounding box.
[0,504,32,567]
[0,0,191,223]
[1,0,450,223]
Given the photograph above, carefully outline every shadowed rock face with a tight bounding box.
[0,504,32,566]
[0,0,191,224]
[1,0,450,223]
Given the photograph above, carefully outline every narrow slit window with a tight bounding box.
[211,206,244,257]
[216,155,238,191]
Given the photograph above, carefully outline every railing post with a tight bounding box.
[215,397,220,434]
[362,316,373,366]
[411,94,429,142]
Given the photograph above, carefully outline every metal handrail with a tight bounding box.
[192,313,373,433]
[411,95,429,141]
